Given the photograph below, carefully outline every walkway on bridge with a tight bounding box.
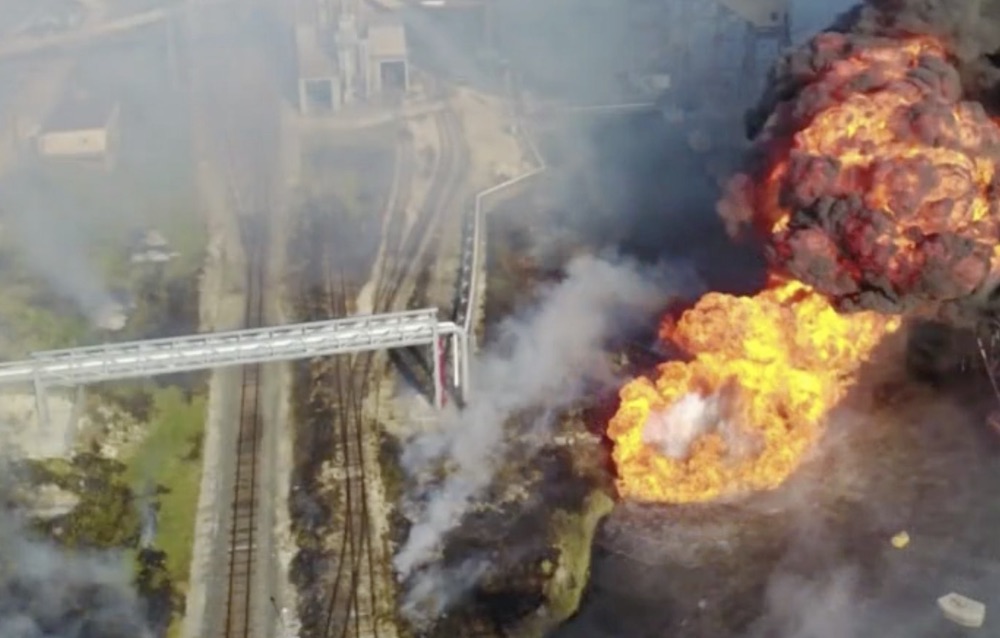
[0,308,469,420]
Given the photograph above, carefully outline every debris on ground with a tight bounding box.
[890,531,909,549]
[938,592,986,628]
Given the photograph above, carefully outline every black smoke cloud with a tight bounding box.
[551,2,1000,637]
[747,0,1000,140]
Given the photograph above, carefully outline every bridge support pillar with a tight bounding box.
[450,330,470,404]
[33,375,50,432]
[432,326,443,410]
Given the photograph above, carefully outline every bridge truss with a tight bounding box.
[0,308,469,427]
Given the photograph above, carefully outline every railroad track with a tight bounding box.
[321,270,381,637]
[374,106,466,314]
[204,32,280,638]
[299,216,384,636]
[225,215,267,638]
[305,95,467,637]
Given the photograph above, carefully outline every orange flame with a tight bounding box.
[608,34,1000,504]
[756,35,1000,305]
[608,280,901,503]
[761,36,999,237]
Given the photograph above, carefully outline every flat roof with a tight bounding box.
[43,90,118,132]
[367,20,407,59]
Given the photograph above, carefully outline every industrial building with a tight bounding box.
[293,0,409,115]
[295,23,341,114]
[36,90,121,166]
[365,18,408,96]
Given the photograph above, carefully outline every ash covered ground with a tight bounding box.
[558,333,1000,637]
[556,1,1000,636]
[394,1,1000,635]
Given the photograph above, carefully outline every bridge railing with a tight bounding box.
[0,309,457,387]
[456,98,547,337]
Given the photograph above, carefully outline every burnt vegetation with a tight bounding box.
[285,183,383,635]
[12,455,182,636]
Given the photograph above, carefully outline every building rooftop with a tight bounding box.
[43,90,119,132]
[367,20,407,59]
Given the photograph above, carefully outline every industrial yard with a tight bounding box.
[3,0,1000,638]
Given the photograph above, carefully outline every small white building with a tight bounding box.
[36,92,121,166]
[365,18,409,96]
[295,24,340,114]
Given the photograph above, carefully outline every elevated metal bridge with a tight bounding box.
[0,308,469,423]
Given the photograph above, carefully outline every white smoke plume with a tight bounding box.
[398,559,491,623]
[0,173,116,323]
[750,567,863,638]
[643,392,722,460]
[393,253,702,620]
[642,385,759,464]
[0,511,152,638]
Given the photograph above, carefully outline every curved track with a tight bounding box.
[374,107,466,313]
[307,98,467,637]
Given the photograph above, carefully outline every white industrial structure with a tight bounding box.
[0,309,470,426]
[36,91,121,165]
[364,17,408,96]
[295,22,340,113]
[293,0,409,114]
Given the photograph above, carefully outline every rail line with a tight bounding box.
[225,215,267,638]
[210,32,280,638]
[313,89,467,637]
[373,98,466,313]
[321,268,381,637]
[300,207,383,636]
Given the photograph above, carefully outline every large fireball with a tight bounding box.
[609,32,1000,504]
[608,281,900,504]
[721,33,1000,314]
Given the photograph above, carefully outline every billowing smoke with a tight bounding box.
[741,404,995,638]
[393,254,702,620]
[0,509,151,637]
[642,393,720,460]
[641,383,755,462]
[721,0,1000,318]
[0,172,116,323]
[749,567,862,638]
[749,0,1000,138]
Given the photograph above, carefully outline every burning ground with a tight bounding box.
[565,0,1000,636]
[387,1,1000,634]
[562,353,1000,637]
[610,0,1000,506]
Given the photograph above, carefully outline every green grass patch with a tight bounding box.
[28,453,141,548]
[300,136,395,219]
[0,299,91,354]
[544,489,614,623]
[124,386,206,596]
